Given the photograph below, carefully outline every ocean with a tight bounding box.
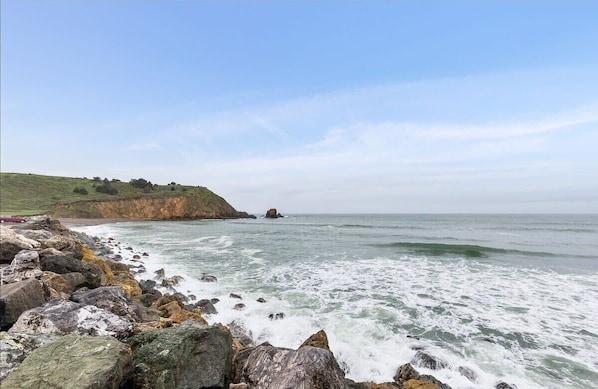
[73,214,598,389]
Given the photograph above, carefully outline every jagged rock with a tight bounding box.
[139,279,157,293]
[265,208,283,218]
[0,332,58,380]
[13,228,53,241]
[71,286,144,322]
[417,375,452,389]
[8,299,133,339]
[227,321,255,348]
[139,292,160,307]
[201,273,218,282]
[402,380,442,389]
[230,293,242,299]
[41,234,75,251]
[458,366,478,382]
[188,299,218,315]
[61,272,87,291]
[154,268,165,279]
[229,383,248,389]
[233,343,346,389]
[0,250,42,284]
[127,326,233,389]
[162,275,184,288]
[495,382,517,389]
[40,252,104,288]
[234,303,246,310]
[394,363,420,384]
[268,312,285,320]
[257,297,266,303]
[0,279,50,329]
[1,334,132,389]
[300,329,330,351]
[0,227,40,264]
[41,271,70,294]
[410,351,448,370]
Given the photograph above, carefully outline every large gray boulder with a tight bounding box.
[40,252,104,288]
[0,279,50,329]
[127,326,233,389]
[0,227,40,264]
[0,332,58,380]
[71,286,144,322]
[1,334,132,389]
[0,250,42,284]
[8,299,133,339]
[233,343,346,389]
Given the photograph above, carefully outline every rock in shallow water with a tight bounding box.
[1,334,132,389]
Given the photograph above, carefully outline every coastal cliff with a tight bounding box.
[0,173,252,220]
[51,192,252,220]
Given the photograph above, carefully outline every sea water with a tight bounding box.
[73,214,598,389]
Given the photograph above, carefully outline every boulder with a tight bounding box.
[61,271,88,291]
[402,380,442,389]
[0,279,50,329]
[0,227,40,264]
[8,299,133,339]
[0,250,42,284]
[127,326,233,389]
[300,329,330,351]
[201,273,218,282]
[188,299,218,315]
[13,228,53,241]
[233,343,346,389]
[41,271,70,294]
[394,363,420,384]
[0,332,58,380]
[71,286,144,322]
[40,252,104,288]
[495,382,517,389]
[1,334,132,389]
[139,279,157,293]
[410,351,448,370]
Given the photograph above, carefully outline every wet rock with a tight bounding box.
[133,254,141,259]
[458,366,478,382]
[142,252,149,256]
[0,227,40,264]
[1,334,132,389]
[265,208,283,218]
[9,299,133,339]
[172,292,189,303]
[139,292,160,307]
[230,293,242,299]
[127,326,233,389]
[495,382,518,389]
[257,297,266,303]
[410,350,448,370]
[201,273,218,282]
[0,279,50,329]
[233,343,346,389]
[71,286,144,322]
[154,268,165,279]
[188,299,218,315]
[268,312,285,320]
[228,321,255,348]
[300,329,330,351]
[394,363,420,383]
[0,332,58,380]
[403,380,442,389]
[139,279,157,293]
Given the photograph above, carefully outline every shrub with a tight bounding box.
[130,178,149,189]
[95,183,118,195]
[73,187,89,195]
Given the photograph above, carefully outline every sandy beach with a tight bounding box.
[58,218,132,228]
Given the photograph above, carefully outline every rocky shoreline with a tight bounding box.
[1,218,515,389]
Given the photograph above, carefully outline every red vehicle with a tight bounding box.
[0,216,28,223]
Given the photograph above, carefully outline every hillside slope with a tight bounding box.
[0,173,251,219]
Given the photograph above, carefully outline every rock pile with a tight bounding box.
[2,217,513,389]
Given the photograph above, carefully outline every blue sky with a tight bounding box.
[2,1,597,213]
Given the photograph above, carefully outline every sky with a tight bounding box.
[2,1,598,214]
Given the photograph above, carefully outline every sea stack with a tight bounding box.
[265,208,283,218]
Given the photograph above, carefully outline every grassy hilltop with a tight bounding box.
[0,173,248,219]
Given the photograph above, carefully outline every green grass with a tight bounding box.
[0,173,204,216]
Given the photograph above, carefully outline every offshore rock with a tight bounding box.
[410,351,449,370]
[9,299,133,339]
[233,343,346,389]
[127,326,233,389]
[0,279,50,329]
[265,208,283,218]
[1,334,132,389]
[0,332,58,380]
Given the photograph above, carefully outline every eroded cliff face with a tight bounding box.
[51,192,250,220]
